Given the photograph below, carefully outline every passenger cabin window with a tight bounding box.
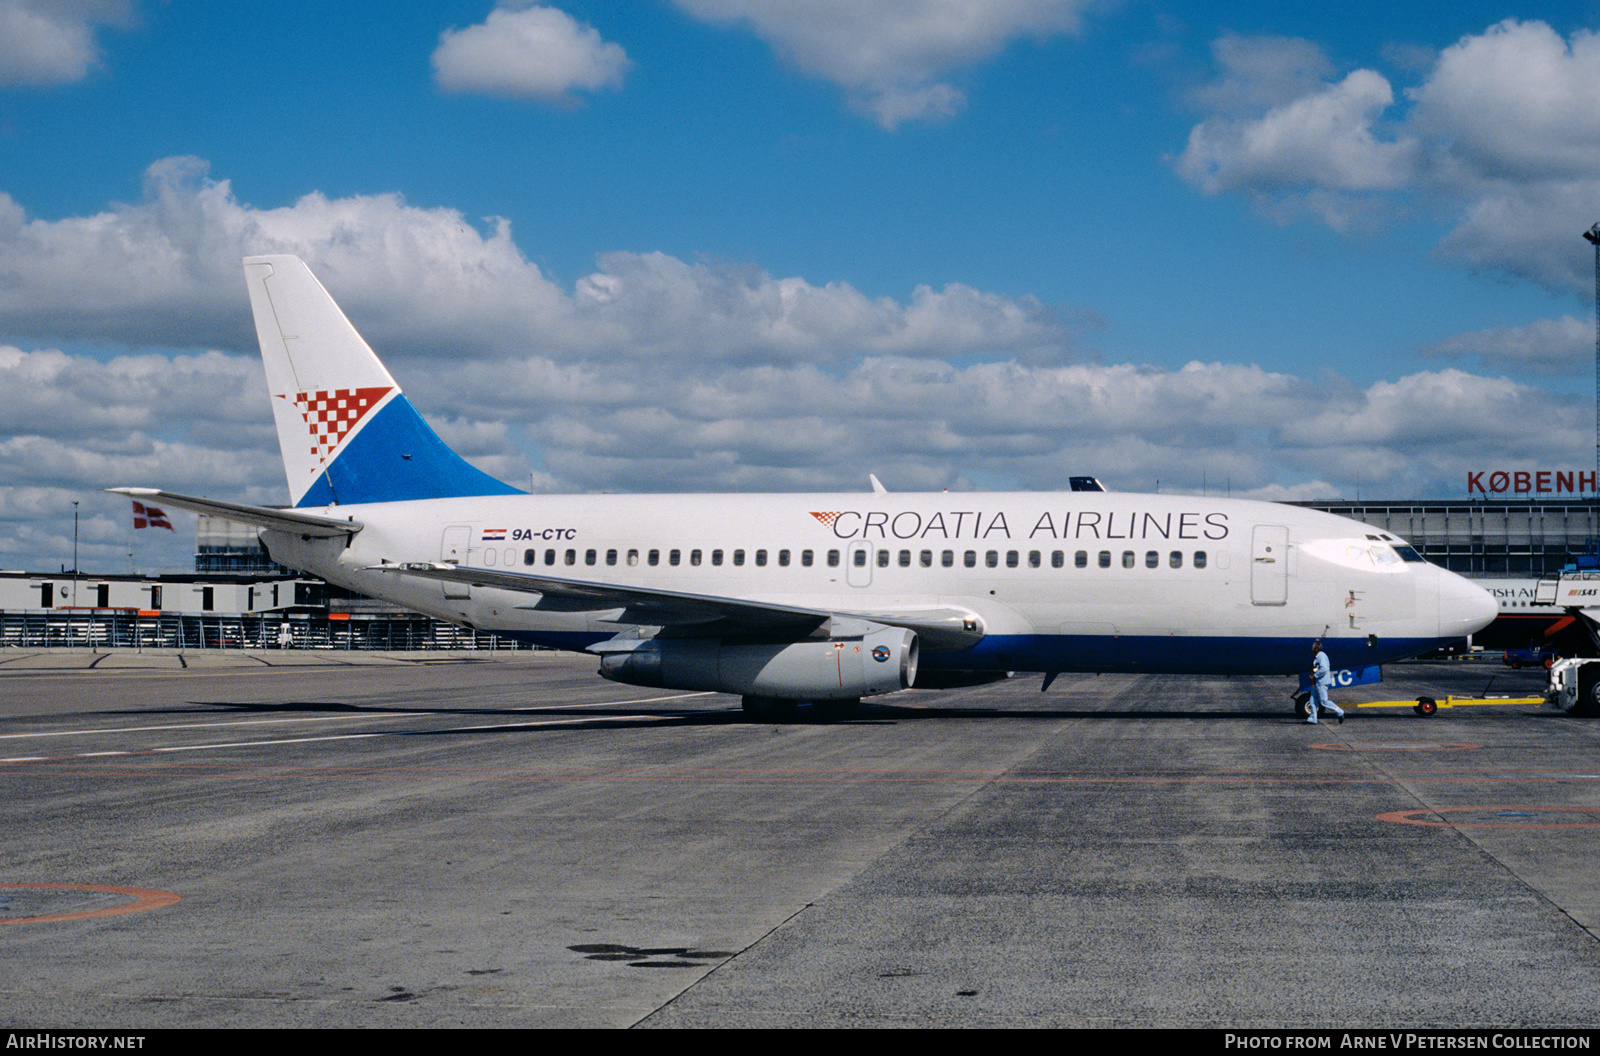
[964,551,977,568]
[1075,551,1087,568]
[627,549,638,566]
[606,549,617,566]
[669,549,681,566]
[876,549,889,568]
[1194,551,1208,569]
[690,549,702,566]
[854,549,868,567]
[565,549,577,566]
[826,550,839,567]
[710,549,722,566]
[942,550,954,567]
[1145,551,1158,568]
[732,549,744,566]
[1051,551,1064,568]
[1028,551,1041,568]
[1122,551,1134,568]
[1006,551,1019,568]
[755,550,767,567]
[920,550,933,567]
[545,549,556,565]
[524,549,536,566]
[586,549,597,566]
[1169,551,1182,568]
[899,550,911,567]
[804,550,815,567]
[778,549,790,567]
[649,549,660,566]
[1098,551,1111,568]
[986,551,999,568]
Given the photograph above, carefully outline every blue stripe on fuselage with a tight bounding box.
[297,394,522,507]
[497,630,1453,678]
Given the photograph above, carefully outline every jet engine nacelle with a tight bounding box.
[598,626,918,700]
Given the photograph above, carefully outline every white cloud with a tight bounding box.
[1419,315,1590,376]
[0,156,1083,371]
[0,0,130,87]
[1186,33,1336,114]
[673,0,1092,128]
[1408,20,1600,182]
[432,3,630,104]
[1176,68,1418,210]
[1174,20,1600,291]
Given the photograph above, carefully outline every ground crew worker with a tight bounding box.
[1306,639,1345,725]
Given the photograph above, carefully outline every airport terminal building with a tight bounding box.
[1297,498,1598,578]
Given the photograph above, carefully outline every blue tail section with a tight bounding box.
[295,393,523,507]
[243,255,525,507]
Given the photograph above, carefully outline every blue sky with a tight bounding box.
[2,0,1599,572]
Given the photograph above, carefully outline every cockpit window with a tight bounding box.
[1392,545,1426,563]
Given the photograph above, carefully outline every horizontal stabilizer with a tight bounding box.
[106,488,362,538]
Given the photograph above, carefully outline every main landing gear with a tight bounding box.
[740,696,860,723]
[1293,693,1311,720]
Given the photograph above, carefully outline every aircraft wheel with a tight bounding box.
[741,695,797,722]
[1293,694,1311,720]
[811,698,860,722]
[1414,696,1437,717]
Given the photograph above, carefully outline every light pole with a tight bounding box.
[72,500,79,649]
[1584,224,1600,537]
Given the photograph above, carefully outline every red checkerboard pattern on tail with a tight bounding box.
[294,386,393,465]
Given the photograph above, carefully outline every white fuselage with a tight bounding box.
[262,490,1496,677]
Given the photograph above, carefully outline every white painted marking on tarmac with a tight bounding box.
[0,692,716,742]
[0,715,381,740]
[0,692,725,763]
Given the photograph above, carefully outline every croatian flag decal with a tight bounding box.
[294,386,393,465]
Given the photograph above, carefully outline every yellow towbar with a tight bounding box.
[1349,695,1545,717]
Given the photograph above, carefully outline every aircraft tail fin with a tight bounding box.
[242,255,522,507]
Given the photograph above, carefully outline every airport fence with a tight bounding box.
[0,610,538,652]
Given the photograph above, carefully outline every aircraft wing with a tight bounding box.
[368,562,984,649]
[106,488,362,538]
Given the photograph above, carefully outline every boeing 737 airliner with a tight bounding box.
[113,256,1497,719]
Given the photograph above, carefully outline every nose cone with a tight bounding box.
[1438,571,1498,639]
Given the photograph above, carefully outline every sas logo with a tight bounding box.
[871,645,891,663]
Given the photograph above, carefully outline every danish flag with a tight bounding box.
[293,386,393,465]
[131,500,174,531]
